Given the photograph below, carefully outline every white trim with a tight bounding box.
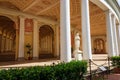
[100,0,119,22]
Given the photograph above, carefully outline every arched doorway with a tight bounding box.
[93,38,106,54]
[0,16,16,61]
[39,25,54,59]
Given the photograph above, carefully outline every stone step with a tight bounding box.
[92,54,108,61]
[87,60,109,71]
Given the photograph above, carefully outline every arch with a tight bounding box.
[93,38,106,54]
[39,25,54,59]
[0,16,16,61]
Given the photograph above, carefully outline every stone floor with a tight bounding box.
[0,58,60,69]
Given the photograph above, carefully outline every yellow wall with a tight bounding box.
[24,32,33,59]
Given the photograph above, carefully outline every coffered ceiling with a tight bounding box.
[0,0,106,36]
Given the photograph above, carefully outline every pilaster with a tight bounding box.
[116,23,120,56]
[18,16,25,60]
[105,10,115,57]
[111,15,119,56]
[33,19,39,59]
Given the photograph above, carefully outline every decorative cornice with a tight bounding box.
[106,0,120,22]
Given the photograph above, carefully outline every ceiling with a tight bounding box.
[0,0,106,36]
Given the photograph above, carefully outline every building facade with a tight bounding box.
[0,0,120,62]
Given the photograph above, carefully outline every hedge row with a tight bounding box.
[0,60,87,80]
[111,56,120,68]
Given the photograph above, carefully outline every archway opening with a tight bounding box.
[0,16,16,61]
[39,25,54,59]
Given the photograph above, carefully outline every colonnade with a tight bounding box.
[60,0,120,62]
[106,10,120,57]
[17,0,120,62]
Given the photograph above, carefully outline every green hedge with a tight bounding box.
[0,60,87,80]
[111,56,120,68]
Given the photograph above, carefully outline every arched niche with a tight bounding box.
[39,25,54,59]
[0,16,16,61]
[93,38,106,54]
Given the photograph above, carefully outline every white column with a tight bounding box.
[11,39,13,51]
[111,15,119,56]
[105,10,115,57]
[81,0,92,60]
[60,0,71,62]
[33,19,39,59]
[8,38,10,51]
[9,39,11,51]
[6,37,9,51]
[1,36,4,52]
[18,16,25,59]
[117,23,120,56]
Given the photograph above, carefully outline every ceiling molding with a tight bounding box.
[36,1,60,15]
[0,7,57,25]
[90,0,108,11]
[23,0,38,12]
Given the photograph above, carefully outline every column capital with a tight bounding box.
[19,15,25,19]
[105,10,112,14]
[33,18,38,21]
[33,18,38,23]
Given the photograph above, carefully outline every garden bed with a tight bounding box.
[0,60,87,80]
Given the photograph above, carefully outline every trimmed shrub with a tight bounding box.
[0,60,87,80]
[111,56,120,68]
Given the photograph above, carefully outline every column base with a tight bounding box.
[75,53,82,60]
[33,57,39,60]
[17,57,25,61]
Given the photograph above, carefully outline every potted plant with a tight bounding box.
[25,43,32,60]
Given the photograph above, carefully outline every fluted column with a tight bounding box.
[60,0,71,62]
[105,10,115,57]
[5,37,9,51]
[33,19,39,59]
[117,23,120,56]
[18,16,25,59]
[81,0,92,60]
[1,36,4,52]
[111,15,119,56]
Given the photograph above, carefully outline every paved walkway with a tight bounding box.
[108,74,120,80]
[0,58,60,69]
